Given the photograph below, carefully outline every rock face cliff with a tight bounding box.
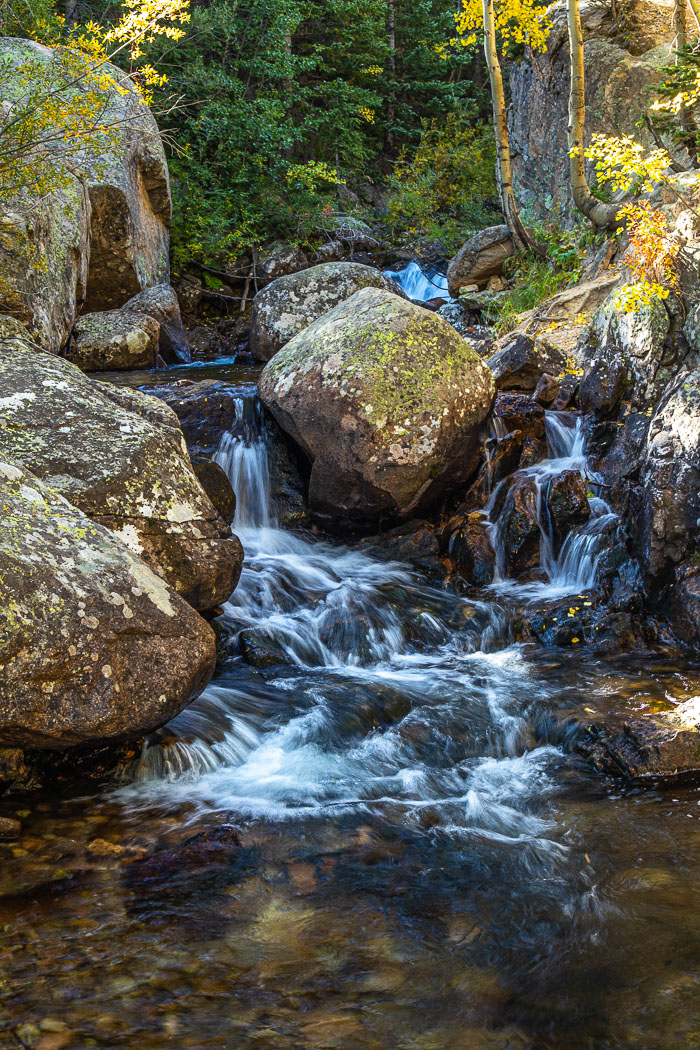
[0,37,171,352]
[509,0,672,221]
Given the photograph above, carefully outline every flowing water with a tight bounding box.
[383,261,450,303]
[2,367,700,1049]
[486,412,619,602]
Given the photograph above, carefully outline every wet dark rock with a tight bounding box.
[487,334,567,393]
[666,560,700,645]
[0,749,27,791]
[578,348,626,416]
[192,458,236,525]
[519,435,548,468]
[596,412,649,517]
[436,301,481,338]
[534,373,560,406]
[579,697,700,781]
[267,427,309,529]
[494,393,545,441]
[639,370,700,582]
[520,593,637,651]
[239,629,290,669]
[259,287,495,533]
[421,296,448,311]
[498,476,542,576]
[359,520,445,577]
[546,471,590,552]
[124,825,256,892]
[447,225,515,296]
[551,374,579,411]
[155,380,243,457]
[449,511,495,585]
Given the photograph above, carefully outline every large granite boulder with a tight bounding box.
[122,284,190,363]
[258,287,495,531]
[0,330,242,611]
[447,226,515,297]
[68,308,160,372]
[0,37,171,351]
[249,261,404,362]
[0,456,215,749]
[80,63,171,311]
[0,40,90,352]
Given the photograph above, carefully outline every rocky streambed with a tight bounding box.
[2,330,700,1048]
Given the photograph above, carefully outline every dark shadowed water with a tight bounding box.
[1,360,699,1050]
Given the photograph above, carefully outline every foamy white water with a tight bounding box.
[121,389,572,873]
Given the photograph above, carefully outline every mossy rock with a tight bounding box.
[259,286,495,532]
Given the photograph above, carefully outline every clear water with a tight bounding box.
[2,370,700,1050]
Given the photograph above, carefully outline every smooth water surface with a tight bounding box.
[2,363,699,1050]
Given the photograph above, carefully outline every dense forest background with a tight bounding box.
[2,0,502,271]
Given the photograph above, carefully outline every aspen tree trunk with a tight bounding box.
[567,0,619,227]
[674,0,688,52]
[481,0,531,250]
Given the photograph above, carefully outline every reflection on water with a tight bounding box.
[2,365,700,1049]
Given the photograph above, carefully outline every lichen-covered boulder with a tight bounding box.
[81,68,171,312]
[0,457,215,749]
[68,309,160,372]
[487,333,567,393]
[0,37,171,348]
[250,261,405,362]
[258,286,495,531]
[258,241,309,282]
[0,333,242,611]
[0,40,90,352]
[123,284,190,363]
[447,226,515,297]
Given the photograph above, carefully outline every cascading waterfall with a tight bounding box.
[126,392,578,876]
[213,392,273,529]
[383,260,450,302]
[487,411,619,599]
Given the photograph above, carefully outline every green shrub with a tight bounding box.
[385,113,500,252]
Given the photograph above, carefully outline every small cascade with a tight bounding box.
[487,411,618,600]
[384,260,449,302]
[213,392,273,529]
